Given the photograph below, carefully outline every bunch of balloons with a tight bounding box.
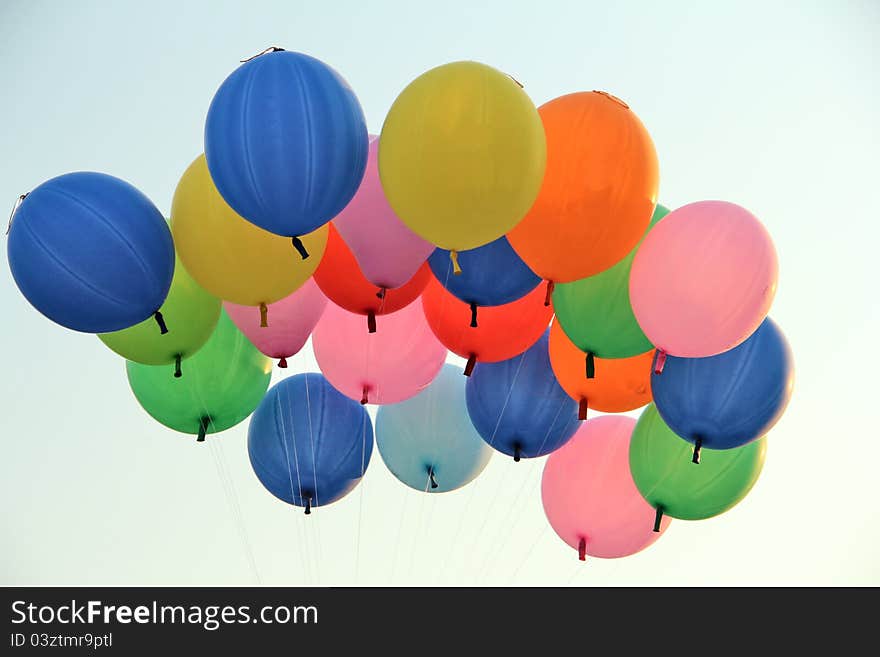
[6,47,794,565]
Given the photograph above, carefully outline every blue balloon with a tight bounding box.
[375,364,492,493]
[651,318,794,452]
[7,172,174,333]
[248,373,373,513]
[428,236,540,308]
[205,50,368,252]
[466,330,580,460]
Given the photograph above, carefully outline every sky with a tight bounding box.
[0,0,878,585]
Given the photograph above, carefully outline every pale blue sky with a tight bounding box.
[1,0,878,585]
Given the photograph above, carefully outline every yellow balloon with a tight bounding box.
[171,155,327,306]
[378,61,546,252]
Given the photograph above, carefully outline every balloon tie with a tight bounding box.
[153,310,168,335]
[653,506,664,533]
[578,537,586,561]
[360,387,369,405]
[304,495,312,516]
[653,349,667,374]
[174,354,182,378]
[240,46,285,63]
[197,416,210,443]
[278,356,288,368]
[507,73,524,88]
[367,310,377,333]
[259,302,268,327]
[291,236,309,260]
[592,90,630,109]
[585,352,595,379]
[464,354,477,377]
[6,193,27,235]
[469,302,478,328]
[376,287,387,300]
[578,398,588,421]
[544,280,555,307]
[513,444,522,463]
[692,436,703,465]
[428,466,438,490]
[450,250,462,275]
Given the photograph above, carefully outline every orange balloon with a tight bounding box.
[507,91,659,283]
[313,224,430,332]
[422,274,552,374]
[548,321,654,415]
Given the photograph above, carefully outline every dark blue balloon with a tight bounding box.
[651,318,794,450]
[248,373,373,512]
[465,330,580,460]
[7,172,174,333]
[205,50,368,244]
[429,236,540,307]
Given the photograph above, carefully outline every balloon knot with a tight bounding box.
[544,280,555,307]
[6,193,27,235]
[469,302,478,328]
[197,416,210,443]
[450,250,462,275]
[578,537,586,561]
[376,287,387,300]
[578,398,588,421]
[692,436,703,465]
[259,302,268,328]
[513,444,522,463]
[291,236,309,260]
[153,310,168,335]
[653,507,664,533]
[428,466,438,490]
[304,495,312,515]
[464,354,476,377]
[585,352,595,379]
[367,310,377,334]
[240,46,285,62]
[360,387,369,405]
[174,354,182,378]
[653,349,667,374]
[278,356,288,368]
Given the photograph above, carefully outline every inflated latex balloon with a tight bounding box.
[100,255,221,375]
[248,373,373,512]
[225,278,327,369]
[630,404,767,525]
[379,61,546,253]
[630,201,778,362]
[652,318,794,457]
[548,321,653,418]
[553,205,668,359]
[508,91,659,283]
[428,236,541,317]
[313,225,430,332]
[375,364,492,493]
[171,155,327,316]
[466,331,579,461]
[205,49,367,257]
[312,298,445,405]
[127,312,272,441]
[332,136,434,288]
[421,274,552,375]
[8,172,174,333]
[542,416,670,560]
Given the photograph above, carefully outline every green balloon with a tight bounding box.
[126,311,271,440]
[629,404,767,521]
[552,204,669,359]
[100,255,221,370]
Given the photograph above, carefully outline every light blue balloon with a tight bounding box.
[375,364,493,493]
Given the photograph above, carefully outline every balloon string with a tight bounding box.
[291,236,309,260]
[578,537,586,562]
[450,250,462,275]
[6,193,27,235]
[544,280,555,307]
[469,302,478,328]
[653,506,664,533]
[197,416,210,443]
[259,302,268,328]
[153,310,168,335]
[367,310,377,333]
[428,466,438,490]
[240,46,285,63]
[464,353,477,377]
[692,436,703,465]
[585,352,595,379]
[653,349,667,374]
[174,354,182,378]
[278,356,288,368]
[304,495,312,516]
[578,398,588,421]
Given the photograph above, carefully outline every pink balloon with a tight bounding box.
[629,201,778,359]
[224,279,327,367]
[332,136,435,289]
[542,415,670,560]
[312,298,445,405]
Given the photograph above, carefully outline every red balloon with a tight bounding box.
[421,274,552,374]
[314,224,431,332]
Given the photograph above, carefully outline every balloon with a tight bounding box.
[542,416,670,560]
[651,318,794,455]
[630,201,778,360]
[378,61,546,252]
[552,205,669,359]
[428,236,540,308]
[225,278,327,369]
[127,312,272,441]
[466,331,579,461]
[507,91,659,283]
[421,274,552,375]
[313,225,430,332]
[312,298,445,405]
[7,172,174,333]
[548,321,654,417]
[205,49,367,256]
[375,364,492,493]
[332,136,434,288]
[171,155,327,313]
[629,404,767,524]
[100,254,221,373]
[248,373,373,512]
